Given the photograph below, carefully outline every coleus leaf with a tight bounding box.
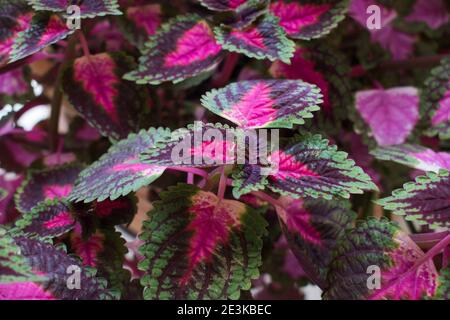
[118,4,161,48]
[355,87,419,146]
[377,170,450,230]
[70,128,170,203]
[269,0,348,40]
[201,80,322,129]
[231,164,268,198]
[277,197,356,287]
[0,69,32,105]
[270,44,352,116]
[124,14,223,85]
[13,200,76,238]
[0,227,42,284]
[266,133,378,200]
[214,14,295,64]
[421,58,450,139]
[435,265,449,300]
[323,219,439,300]
[405,0,450,30]
[371,144,450,172]
[0,0,32,65]
[141,122,237,168]
[198,0,254,11]
[228,0,271,29]
[0,174,22,224]
[27,0,122,18]
[71,227,131,296]
[2,235,110,299]
[10,12,75,63]
[15,163,83,214]
[62,52,148,140]
[138,183,267,300]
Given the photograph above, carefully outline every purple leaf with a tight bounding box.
[266,133,378,200]
[27,0,122,18]
[201,80,322,129]
[11,236,110,299]
[421,58,450,139]
[324,219,439,300]
[124,15,223,85]
[13,201,75,238]
[70,128,170,203]
[270,45,352,115]
[232,164,268,198]
[10,12,75,63]
[62,52,148,140]
[141,123,237,168]
[349,0,415,60]
[138,183,267,299]
[118,4,161,47]
[269,0,348,40]
[405,0,450,30]
[0,69,30,102]
[214,14,295,63]
[378,170,450,230]
[277,197,356,287]
[198,0,249,11]
[0,174,22,224]
[355,87,419,146]
[0,0,32,65]
[15,163,83,214]
[372,144,450,172]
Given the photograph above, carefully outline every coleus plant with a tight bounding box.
[0,0,449,301]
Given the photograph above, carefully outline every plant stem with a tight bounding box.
[167,166,209,180]
[369,234,450,300]
[187,172,194,184]
[217,166,227,199]
[49,35,78,151]
[77,30,91,57]
[212,53,239,87]
[251,191,286,210]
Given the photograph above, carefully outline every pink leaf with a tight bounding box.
[0,281,55,300]
[432,87,450,126]
[355,87,419,146]
[405,0,450,30]
[370,25,415,60]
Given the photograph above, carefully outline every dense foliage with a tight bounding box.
[0,0,449,300]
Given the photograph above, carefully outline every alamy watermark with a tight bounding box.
[169,122,280,176]
[66,5,81,30]
[66,265,81,290]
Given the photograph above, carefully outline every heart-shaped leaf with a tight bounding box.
[62,52,148,140]
[371,144,450,172]
[141,123,237,168]
[421,58,450,139]
[266,133,378,200]
[201,80,322,129]
[124,14,223,85]
[277,197,356,287]
[269,0,348,40]
[10,12,75,63]
[70,128,170,203]
[15,163,83,214]
[324,219,439,300]
[355,87,419,146]
[0,0,32,65]
[138,183,267,300]
[215,14,295,63]
[377,170,450,230]
[27,0,122,18]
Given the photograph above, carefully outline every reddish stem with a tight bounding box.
[187,172,194,185]
[217,166,227,200]
[212,53,240,87]
[167,166,209,180]
[77,31,91,57]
